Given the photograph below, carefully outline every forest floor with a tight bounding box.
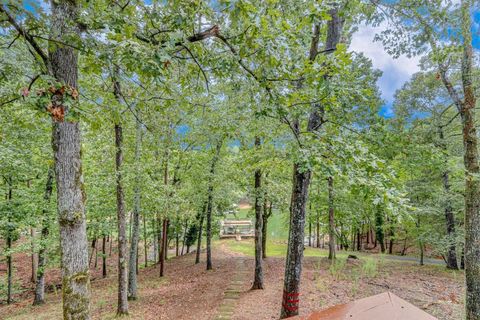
[0,239,464,320]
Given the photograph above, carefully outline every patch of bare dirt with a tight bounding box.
[233,256,464,320]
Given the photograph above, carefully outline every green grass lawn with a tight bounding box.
[222,238,375,260]
[231,208,290,240]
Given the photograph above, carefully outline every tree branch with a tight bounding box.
[0,5,49,68]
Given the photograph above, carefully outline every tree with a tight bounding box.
[251,137,264,289]
[377,0,479,315]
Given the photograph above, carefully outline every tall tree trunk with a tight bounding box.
[114,122,128,315]
[181,219,188,255]
[153,218,159,263]
[357,229,362,251]
[375,206,385,253]
[49,1,92,317]
[308,221,312,247]
[143,214,148,268]
[127,108,143,301]
[159,219,168,277]
[434,2,479,316]
[328,177,336,260]
[164,221,169,260]
[388,230,394,254]
[34,167,54,306]
[102,236,107,278]
[262,201,271,259]
[280,8,343,317]
[316,214,320,248]
[460,2,480,317]
[30,228,37,283]
[252,137,264,290]
[175,223,180,257]
[438,126,459,269]
[6,229,12,305]
[6,181,13,305]
[195,208,205,264]
[206,139,223,271]
[281,164,311,318]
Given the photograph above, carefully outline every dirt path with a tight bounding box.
[214,257,250,320]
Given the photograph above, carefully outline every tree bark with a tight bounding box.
[460,2,480,317]
[127,108,143,301]
[328,177,336,260]
[6,181,13,305]
[30,228,38,283]
[102,236,107,278]
[195,207,205,264]
[375,206,385,253]
[34,167,54,306]
[262,201,271,259]
[159,219,168,277]
[114,122,128,315]
[206,139,223,271]
[49,1,92,318]
[280,8,343,318]
[252,137,264,290]
[281,164,311,318]
[153,218,158,263]
[7,229,12,304]
[143,214,148,268]
[438,125,458,269]
[308,221,312,247]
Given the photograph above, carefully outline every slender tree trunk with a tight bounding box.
[143,214,148,268]
[443,170,459,269]
[206,139,223,271]
[30,228,37,283]
[34,167,54,306]
[328,177,336,260]
[375,206,385,253]
[109,234,113,257]
[437,126,459,269]
[175,226,180,257]
[308,221,312,247]
[127,108,143,301]
[460,3,480,317]
[6,204,12,305]
[136,250,139,275]
[102,236,107,278]
[7,236,12,305]
[195,209,205,264]
[181,219,188,256]
[252,137,264,289]
[114,123,128,315]
[153,218,158,263]
[159,219,167,277]
[357,229,362,251]
[316,214,320,248]
[164,221,169,260]
[262,200,271,259]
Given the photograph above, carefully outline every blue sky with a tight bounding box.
[351,10,480,118]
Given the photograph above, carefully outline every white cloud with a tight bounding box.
[349,23,422,105]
